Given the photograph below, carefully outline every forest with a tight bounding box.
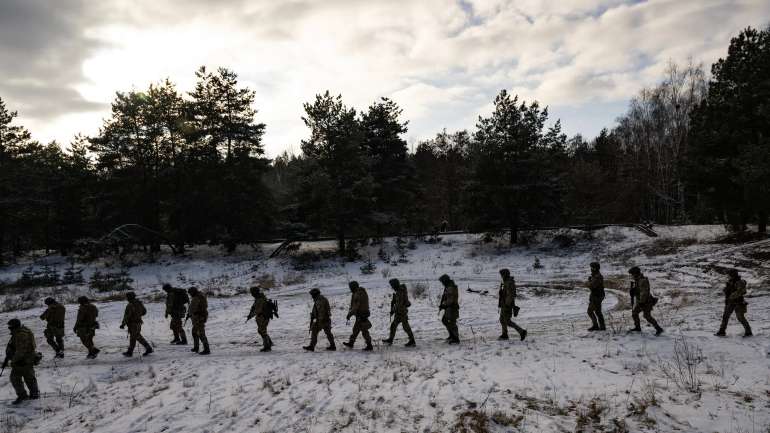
[0,26,768,262]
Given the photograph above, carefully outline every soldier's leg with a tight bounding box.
[735,304,752,335]
[587,301,599,329]
[55,333,65,353]
[309,326,320,348]
[401,318,415,342]
[717,304,733,334]
[176,317,187,344]
[44,328,60,352]
[441,315,452,339]
[23,367,39,398]
[347,321,361,345]
[126,330,137,355]
[449,318,460,342]
[10,367,29,399]
[257,320,271,348]
[595,300,606,330]
[499,310,509,337]
[631,304,642,330]
[135,326,152,352]
[642,308,663,333]
[191,324,200,352]
[323,325,336,349]
[199,325,210,353]
[170,317,179,342]
[386,319,399,341]
[361,324,372,348]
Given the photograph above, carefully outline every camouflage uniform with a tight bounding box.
[344,285,372,350]
[40,300,66,356]
[587,270,606,331]
[74,300,100,358]
[165,287,188,344]
[384,283,415,346]
[248,291,273,351]
[5,325,40,402]
[439,277,460,343]
[716,275,752,336]
[630,274,663,335]
[120,298,152,356]
[188,290,210,354]
[499,276,526,340]
[305,292,335,351]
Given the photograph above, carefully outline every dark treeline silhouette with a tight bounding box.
[0,26,768,262]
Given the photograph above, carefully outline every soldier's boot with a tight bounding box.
[629,315,642,332]
[382,338,394,345]
[191,336,200,353]
[56,336,65,357]
[142,344,154,356]
[325,330,336,351]
[124,339,136,357]
[737,314,752,337]
[498,334,509,340]
[644,313,663,336]
[199,337,210,355]
[518,328,527,341]
[170,330,180,344]
[260,338,272,353]
[122,351,133,357]
[362,332,373,351]
[26,376,40,400]
[179,330,188,345]
[404,325,416,347]
[342,341,355,348]
[596,312,606,331]
[12,396,27,405]
[383,322,397,344]
[303,344,315,351]
[714,329,726,336]
[87,348,100,359]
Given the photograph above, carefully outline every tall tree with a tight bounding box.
[689,26,770,232]
[467,90,565,244]
[300,91,373,254]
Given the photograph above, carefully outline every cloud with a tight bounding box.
[1,0,769,152]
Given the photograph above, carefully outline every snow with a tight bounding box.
[1,226,769,432]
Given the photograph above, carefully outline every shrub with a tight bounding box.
[89,270,134,292]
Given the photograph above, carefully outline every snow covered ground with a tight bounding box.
[1,226,769,432]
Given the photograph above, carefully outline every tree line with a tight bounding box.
[0,26,768,262]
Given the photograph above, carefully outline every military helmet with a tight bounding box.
[126,291,136,300]
[162,283,172,292]
[628,266,641,276]
[728,269,739,278]
[250,286,261,297]
[439,274,451,284]
[389,278,400,289]
[77,296,90,304]
[348,281,359,290]
[7,318,21,329]
[499,268,511,278]
[590,262,600,270]
[44,297,56,305]
[309,288,321,296]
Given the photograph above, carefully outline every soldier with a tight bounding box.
[73,296,100,359]
[438,274,460,344]
[628,267,664,336]
[498,269,527,341]
[40,297,66,358]
[586,262,606,331]
[382,278,416,347]
[246,286,274,352]
[119,292,153,357]
[342,281,373,351]
[303,288,336,351]
[163,283,189,345]
[3,319,40,405]
[715,269,753,337]
[187,287,210,355]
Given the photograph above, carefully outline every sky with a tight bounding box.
[1,0,769,157]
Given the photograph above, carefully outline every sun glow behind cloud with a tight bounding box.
[2,0,769,156]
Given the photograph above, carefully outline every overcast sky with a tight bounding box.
[1,0,769,157]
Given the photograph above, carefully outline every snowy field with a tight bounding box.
[1,226,769,433]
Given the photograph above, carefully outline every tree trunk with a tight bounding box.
[337,230,346,256]
[759,210,767,233]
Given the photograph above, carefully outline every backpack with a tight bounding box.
[137,301,147,316]
[267,299,279,319]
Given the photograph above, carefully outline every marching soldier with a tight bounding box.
[342,281,373,351]
[40,297,66,358]
[303,288,336,351]
[3,319,40,405]
[163,283,189,345]
[586,262,606,331]
[498,269,527,341]
[119,292,153,357]
[74,296,100,359]
[247,286,274,352]
[438,274,460,344]
[187,287,210,355]
[628,267,664,336]
[383,278,416,347]
[715,269,752,337]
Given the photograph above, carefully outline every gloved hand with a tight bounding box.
[119,324,125,330]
